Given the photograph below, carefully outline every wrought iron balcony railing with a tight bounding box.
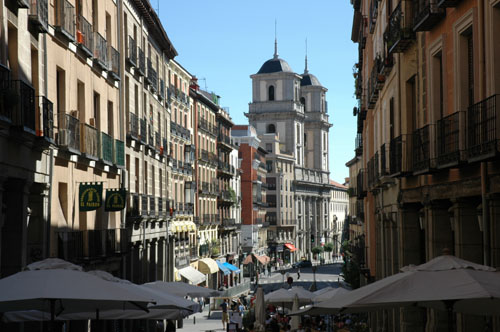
[437,0,462,7]
[380,143,388,176]
[10,80,36,134]
[413,0,445,32]
[467,94,500,162]
[355,133,363,156]
[369,0,378,34]
[93,32,108,69]
[108,46,120,80]
[128,112,138,139]
[29,0,49,32]
[55,0,75,41]
[368,57,384,109]
[412,124,434,174]
[384,0,415,54]
[436,111,463,168]
[389,135,412,176]
[80,123,99,159]
[57,230,84,262]
[38,96,54,140]
[126,36,137,67]
[76,14,93,56]
[57,112,80,153]
[137,48,145,76]
[100,132,113,164]
[0,64,11,122]
[357,169,367,199]
[140,194,148,217]
[114,139,125,167]
[159,79,165,101]
[139,117,147,144]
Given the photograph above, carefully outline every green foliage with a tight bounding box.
[342,259,361,289]
[242,308,255,330]
[311,246,324,255]
[323,242,334,252]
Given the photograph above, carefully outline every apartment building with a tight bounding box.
[329,180,349,258]
[260,133,297,265]
[122,0,176,283]
[190,81,219,289]
[167,60,197,282]
[232,125,268,255]
[0,0,53,277]
[350,0,500,330]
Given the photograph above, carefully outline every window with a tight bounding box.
[266,160,273,172]
[268,85,275,101]
[266,143,273,153]
[267,124,276,133]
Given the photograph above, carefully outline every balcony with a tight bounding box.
[367,153,379,189]
[54,0,75,41]
[29,0,49,32]
[155,131,161,152]
[380,143,388,176]
[368,57,385,109]
[137,48,145,76]
[57,230,84,262]
[140,195,148,217]
[38,96,54,141]
[139,118,147,144]
[80,123,99,159]
[100,132,113,164]
[147,124,154,148]
[57,113,80,153]
[76,15,92,57]
[115,139,125,167]
[108,46,120,80]
[93,32,108,70]
[412,125,434,174]
[10,80,36,134]
[384,0,415,54]
[222,218,236,228]
[357,169,367,199]
[149,196,156,216]
[128,112,138,140]
[87,228,128,258]
[437,0,462,7]
[437,111,464,168]
[413,0,445,32]
[355,133,363,156]
[159,79,165,101]
[389,135,412,176]
[126,36,137,67]
[0,65,11,123]
[467,94,500,162]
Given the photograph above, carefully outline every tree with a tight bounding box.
[323,243,334,253]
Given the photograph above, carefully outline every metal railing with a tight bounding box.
[141,195,148,216]
[413,0,445,32]
[80,123,99,158]
[412,125,433,173]
[467,94,500,162]
[159,79,165,100]
[384,0,415,54]
[147,58,158,92]
[57,113,80,151]
[93,32,108,69]
[11,80,36,133]
[57,231,84,262]
[355,133,363,156]
[437,0,462,7]
[138,48,145,75]
[128,112,138,138]
[55,0,75,40]
[357,169,366,199]
[437,111,462,167]
[115,139,125,167]
[100,132,113,163]
[108,46,120,79]
[39,96,54,139]
[29,0,49,32]
[380,143,388,176]
[76,14,92,55]
[127,36,137,67]
[139,118,147,144]
[369,0,378,33]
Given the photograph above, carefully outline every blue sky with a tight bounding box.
[159,1,357,183]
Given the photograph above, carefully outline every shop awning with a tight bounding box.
[242,255,253,265]
[216,261,231,275]
[223,262,241,274]
[285,243,297,252]
[174,267,181,281]
[255,255,268,265]
[178,266,206,285]
[198,258,219,274]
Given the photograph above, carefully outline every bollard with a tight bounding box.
[193,316,196,325]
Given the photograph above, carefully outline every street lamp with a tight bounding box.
[309,266,317,292]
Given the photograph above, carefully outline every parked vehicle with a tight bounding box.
[292,260,312,268]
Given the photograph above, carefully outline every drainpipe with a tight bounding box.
[43,31,53,259]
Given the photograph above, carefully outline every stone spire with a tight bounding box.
[304,38,309,74]
[274,20,279,59]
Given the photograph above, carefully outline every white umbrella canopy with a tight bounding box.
[313,287,350,303]
[143,281,220,298]
[265,287,314,307]
[313,287,334,297]
[304,254,500,316]
[0,267,155,316]
[290,294,300,330]
[254,286,266,332]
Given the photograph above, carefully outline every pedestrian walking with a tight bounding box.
[297,268,301,280]
[220,298,229,330]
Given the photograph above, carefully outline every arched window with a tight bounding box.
[267,124,276,133]
[268,85,275,101]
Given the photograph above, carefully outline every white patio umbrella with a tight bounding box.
[313,287,350,303]
[254,286,266,332]
[296,254,500,322]
[0,262,155,320]
[143,281,220,298]
[289,294,300,330]
[313,286,334,297]
[265,286,314,307]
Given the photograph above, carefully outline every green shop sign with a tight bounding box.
[79,183,103,211]
[105,189,126,212]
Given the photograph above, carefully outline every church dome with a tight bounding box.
[301,73,322,87]
[257,57,294,74]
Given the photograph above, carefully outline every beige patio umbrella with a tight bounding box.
[254,286,266,332]
[265,286,314,307]
[290,294,300,330]
[313,287,350,303]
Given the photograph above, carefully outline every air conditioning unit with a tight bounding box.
[58,129,69,146]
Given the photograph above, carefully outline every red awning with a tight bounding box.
[284,243,297,252]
